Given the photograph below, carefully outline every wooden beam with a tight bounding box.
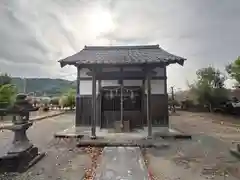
[86,71,157,80]
[75,63,166,68]
[87,70,156,76]
[79,76,166,81]
[75,66,81,126]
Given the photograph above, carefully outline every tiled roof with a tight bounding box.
[59,45,186,67]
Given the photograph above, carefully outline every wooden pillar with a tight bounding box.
[146,71,152,138]
[98,80,102,128]
[120,67,124,129]
[163,66,169,127]
[141,79,145,128]
[120,81,124,129]
[91,68,97,138]
[75,66,81,127]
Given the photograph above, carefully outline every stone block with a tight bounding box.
[0,146,45,173]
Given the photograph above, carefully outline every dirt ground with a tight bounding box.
[147,111,240,180]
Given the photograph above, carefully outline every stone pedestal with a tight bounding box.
[7,122,33,153]
[0,122,45,173]
[0,146,44,173]
[230,144,240,159]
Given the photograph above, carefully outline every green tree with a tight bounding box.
[40,97,51,105]
[50,97,60,106]
[40,97,51,111]
[189,67,229,111]
[168,98,180,106]
[0,84,17,107]
[0,74,17,108]
[195,67,226,88]
[59,95,68,108]
[60,88,76,110]
[226,56,240,86]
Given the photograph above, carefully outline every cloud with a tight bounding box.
[0,0,240,89]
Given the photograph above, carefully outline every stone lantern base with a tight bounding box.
[230,144,240,159]
[0,122,45,173]
[0,146,45,173]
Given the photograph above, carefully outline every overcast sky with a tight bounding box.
[0,0,240,90]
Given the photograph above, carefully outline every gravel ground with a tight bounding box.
[147,111,240,180]
[1,111,240,180]
[0,113,91,180]
[170,111,240,144]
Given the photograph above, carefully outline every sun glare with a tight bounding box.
[88,9,114,34]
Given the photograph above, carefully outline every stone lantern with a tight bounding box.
[0,94,45,172]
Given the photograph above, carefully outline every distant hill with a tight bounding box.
[11,77,76,97]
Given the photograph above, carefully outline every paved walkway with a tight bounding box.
[94,147,149,180]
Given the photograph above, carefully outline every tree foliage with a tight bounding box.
[189,67,229,110]
[40,97,51,105]
[0,74,16,107]
[50,97,60,106]
[59,88,76,109]
[195,67,226,88]
[168,98,180,106]
[226,56,240,86]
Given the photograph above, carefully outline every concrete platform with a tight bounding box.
[94,147,149,180]
[54,126,190,139]
[77,138,169,148]
[143,127,192,140]
[54,126,86,139]
[55,126,172,148]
